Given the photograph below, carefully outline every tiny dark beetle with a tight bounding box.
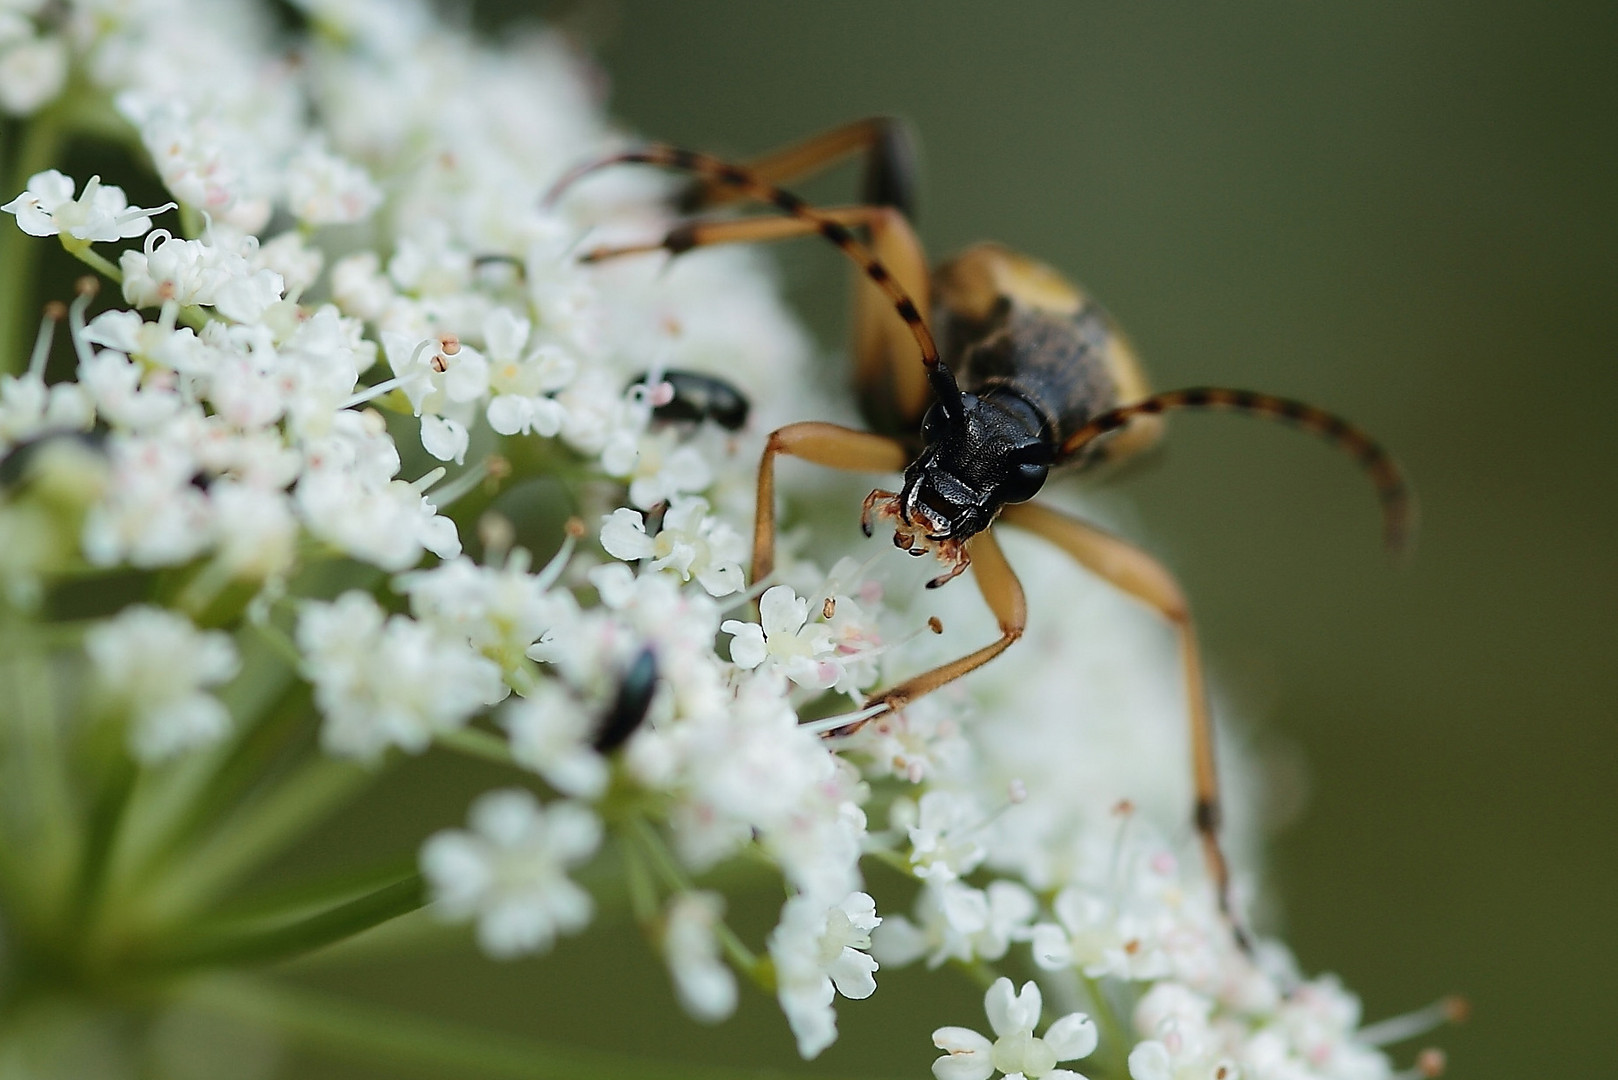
[593,646,659,754]
[631,369,751,431]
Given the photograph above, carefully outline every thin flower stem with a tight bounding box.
[0,614,79,927]
[204,855,420,924]
[712,917,768,990]
[420,456,493,508]
[862,845,915,878]
[954,959,1001,993]
[59,239,123,283]
[625,816,765,981]
[1080,972,1136,1080]
[139,872,426,972]
[104,662,307,902]
[280,906,453,971]
[71,751,138,930]
[130,756,373,929]
[619,832,659,928]
[251,618,304,670]
[435,726,513,765]
[192,977,861,1080]
[174,556,236,619]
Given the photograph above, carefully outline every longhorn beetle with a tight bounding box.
[546,117,1414,947]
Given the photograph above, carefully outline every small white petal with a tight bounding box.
[1031,921,1075,970]
[1043,1013,1099,1062]
[985,977,1034,1039]
[932,1027,996,1080]
[758,584,806,634]
[599,508,654,561]
[420,414,468,463]
[826,947,878,1000]
[721,621,766,669]
[695,561,743,597]
[486,394,529,435]
[1127,1041,1172,1080]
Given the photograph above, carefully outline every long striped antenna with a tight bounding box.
[544,146,965,423]
[1060,387,1417,555]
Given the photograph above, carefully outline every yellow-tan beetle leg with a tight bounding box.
[680,116,916,214]
[859,527,1026,717]
[751,421,910,584]
[707,118,932,426]
[580,204,902,261]
[997,499,1250,949]
[581,203,934,435]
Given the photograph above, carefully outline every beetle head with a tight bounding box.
[900,390,1052,540]
[863,377,1051,586]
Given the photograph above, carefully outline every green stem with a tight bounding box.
[103,657,304,903]
[140,873,426,972]
[200,857,419,927]
[171,556,233,619]
[625,817,765,983]
[862,845,915,877]
[250,618,303,670]
[619,832,659,928]
[195,978,829,1080]
[58,239,122,283]
[278,906,452,971]
[1081,973,1136,1080]
[0,613,78,932]
[955,959,1001,993]
[129,755,373,931]
[70,750,137,930]
[435,726,513,766]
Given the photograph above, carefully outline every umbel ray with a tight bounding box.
[546,117,1415,948]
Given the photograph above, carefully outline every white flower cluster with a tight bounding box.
[0,1,1443,1075]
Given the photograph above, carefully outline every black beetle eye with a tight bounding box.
[919,401,948,444]
[999,460,1049,504]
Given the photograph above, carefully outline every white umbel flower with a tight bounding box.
[721,585,841,689]
[85,605,240,763]
[0,30,67,115]
[768,890,882,1059]
[483,306,573,437]
[599,496,747,597]
[420,788,602,959]
[900,789,989,884]
[296,591,504,761]
[2,170,172,241]
[873,879,1037,970]
[398,552,574,677]
[932,978,1098,1080]
[120,229,285,322]
[1126,982,1236,1080]
[0,372,93,450]
[499,680,606,799]
[617,428,712,511]
[284,142,382,225]
[661,891,737,1024]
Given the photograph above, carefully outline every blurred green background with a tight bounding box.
[287,2,1615,1077]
